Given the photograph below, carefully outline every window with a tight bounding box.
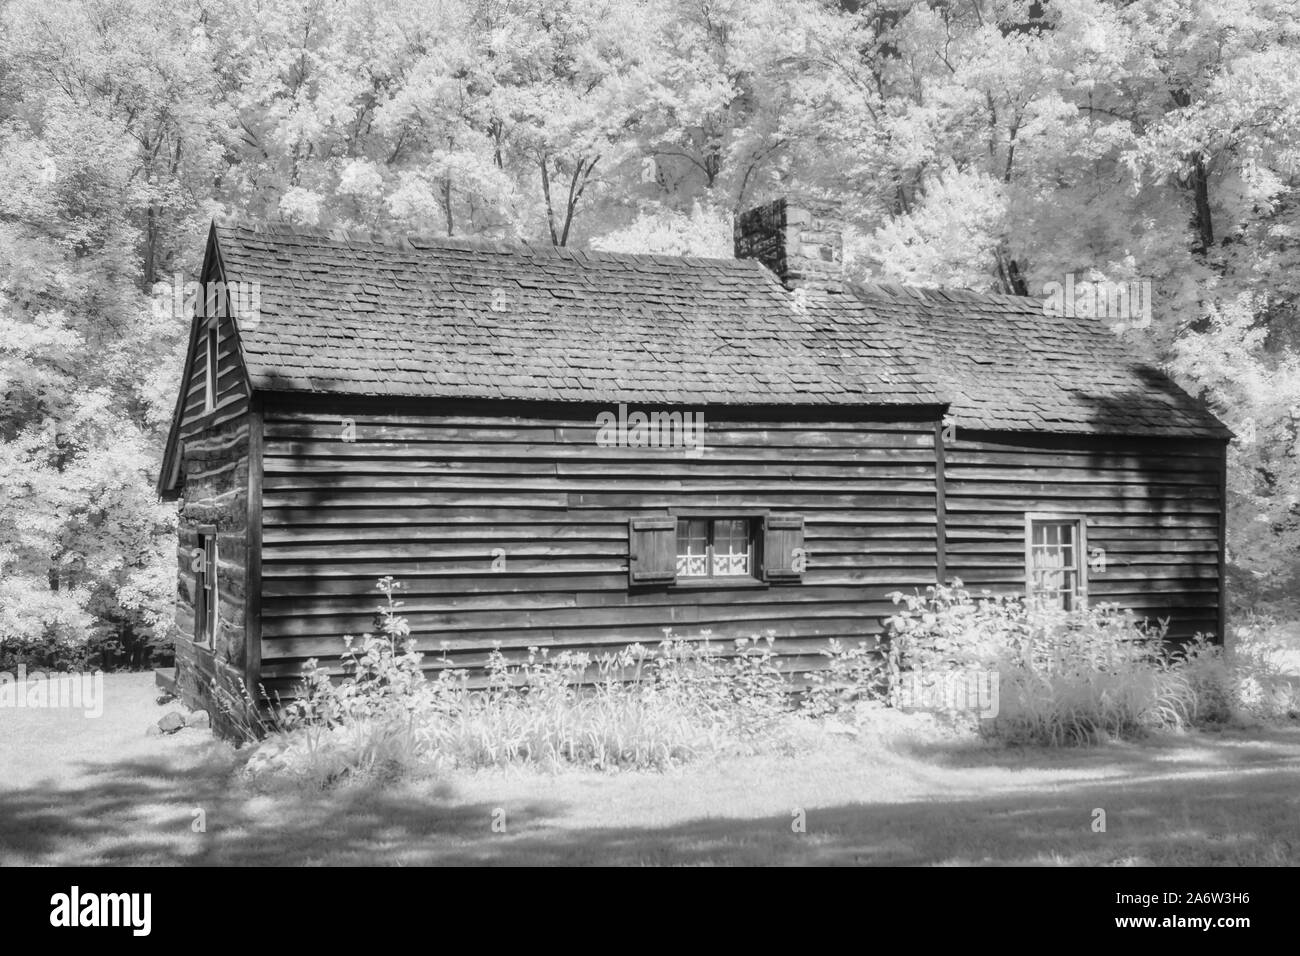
[194,532,218,646]
[204,322,219,413]
[628,514,805,586]
[1025,515,1086,610]
[675,517,754,579]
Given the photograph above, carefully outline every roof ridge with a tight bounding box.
[213,218,767,270]
[849,279,1043,309]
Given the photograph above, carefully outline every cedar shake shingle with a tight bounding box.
[212,222,1228,439]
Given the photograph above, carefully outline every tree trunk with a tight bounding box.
[540,159,559,245]
[442,176,454,237]
[1171,89,1214,256]
[143,203,158,287]
[1188,152,1214,255]
[995,246,1029,296]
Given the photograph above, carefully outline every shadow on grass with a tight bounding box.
[1,728,1298,865]
[890,722,1300,772]
[0,748,565,866]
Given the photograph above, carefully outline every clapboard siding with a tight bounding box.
[942,430,1226,639]
[256,398,940,691]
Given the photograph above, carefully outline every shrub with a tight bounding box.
[242,581,803,787]
[0,630,127,672]
[885,581,1196,745]
[802,638,888,718]
[240,578,1300,787]
[420,644,715,770]
[0,608,173,674]
[1177,615,1300,725]
[424,633,789,770]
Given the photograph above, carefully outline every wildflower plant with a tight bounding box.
[240,577,1300,787]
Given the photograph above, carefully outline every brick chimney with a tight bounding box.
[734,198,844,291]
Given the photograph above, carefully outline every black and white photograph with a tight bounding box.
[0,0,1296,910]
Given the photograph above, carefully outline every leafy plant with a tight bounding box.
[885,580,1194,745]
[245,581,808,787]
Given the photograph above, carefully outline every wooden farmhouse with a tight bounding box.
[156,198,1231,731]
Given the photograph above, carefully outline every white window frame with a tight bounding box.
[1023,512,1088,611]
[674,516,757,581]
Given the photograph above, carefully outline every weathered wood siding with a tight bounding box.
[942,430,1226,640]
[171,258,256,727]
[256,397,941,693]
[173,414,252,725]
[176,299,249,437]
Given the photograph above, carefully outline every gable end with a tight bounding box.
[157,224,254,499]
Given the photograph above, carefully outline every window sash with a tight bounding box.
[712,518,750,576]
[676,518,753,579]
[1027,518,1083,610]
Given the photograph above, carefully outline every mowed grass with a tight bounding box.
[1,672,1298,866]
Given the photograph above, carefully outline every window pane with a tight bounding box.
[712,518,750,576]
[1028,520,1080,610]
[676,518,708,577]
[1057,523,1074,568]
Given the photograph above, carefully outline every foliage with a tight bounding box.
[241,577,1300,785]
[883,580,1298,745]
[802,637,889,718]
[1,0,1298,660]
[1168,294,1300,596]
[1177,616,1300,725]
[0,632,120,673]
[243,580,797,786]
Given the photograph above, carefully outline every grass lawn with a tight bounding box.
[1,672,1298,866]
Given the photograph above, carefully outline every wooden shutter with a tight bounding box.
[763,515,805,581]
[628,517,677,584]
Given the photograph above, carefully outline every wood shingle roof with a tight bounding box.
[211,221,1228,439]
[836,283,1229,438]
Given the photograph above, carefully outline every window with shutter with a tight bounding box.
[673,517,756,580]
[631,514,803,588]
[763,515,806,581]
